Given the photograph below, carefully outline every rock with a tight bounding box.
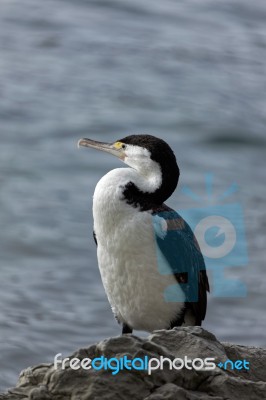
[0,327,265,400]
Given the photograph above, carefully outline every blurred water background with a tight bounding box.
[1,0,266,391]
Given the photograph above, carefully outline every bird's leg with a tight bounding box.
[122,323,132,334]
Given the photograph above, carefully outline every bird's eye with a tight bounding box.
[121,144,126,149]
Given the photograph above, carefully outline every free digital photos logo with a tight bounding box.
[153,173,248,300]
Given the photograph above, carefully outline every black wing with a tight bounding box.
[152,204,209,325]
[93,230,97,246]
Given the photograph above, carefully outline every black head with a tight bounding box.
[118,134,180,210]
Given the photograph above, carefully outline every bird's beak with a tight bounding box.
[78,138,125,160]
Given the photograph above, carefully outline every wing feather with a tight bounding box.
[152,204,209,325]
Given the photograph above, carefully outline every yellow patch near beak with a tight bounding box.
[113,141,124,149]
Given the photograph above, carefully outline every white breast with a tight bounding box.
[92,168,185,332]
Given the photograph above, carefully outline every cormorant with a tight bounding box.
[78,134,209,334]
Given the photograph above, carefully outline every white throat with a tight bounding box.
[123,145,162,193]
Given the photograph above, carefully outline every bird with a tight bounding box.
[78,134,209,335]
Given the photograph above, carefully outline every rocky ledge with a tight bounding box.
[0,327,265,400]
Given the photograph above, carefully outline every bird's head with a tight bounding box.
[78,134,180,205]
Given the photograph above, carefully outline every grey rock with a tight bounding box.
[0,327,265,400]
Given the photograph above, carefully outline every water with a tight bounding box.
[0,0,266,391]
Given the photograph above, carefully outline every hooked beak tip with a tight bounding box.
[77,138,86,149]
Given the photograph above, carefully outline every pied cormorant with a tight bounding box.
[78,134,209,334]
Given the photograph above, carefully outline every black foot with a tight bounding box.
[122,323,133,334]
[169,304,187,328]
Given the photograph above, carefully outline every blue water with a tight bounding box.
[0,0,266,391]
